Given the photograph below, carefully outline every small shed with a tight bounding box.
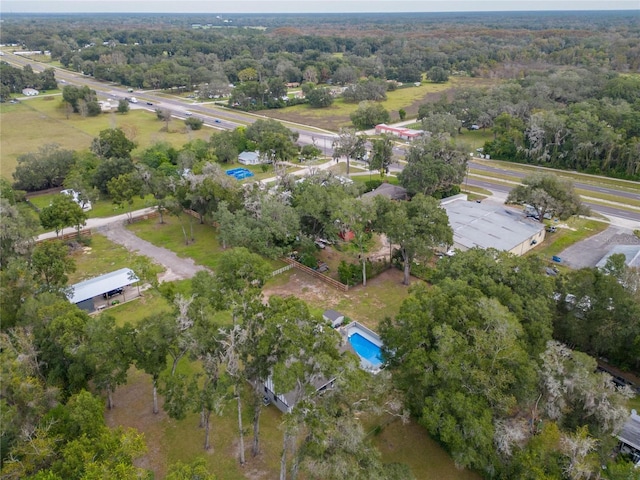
[238,151,262,165]
[323,309,345,328]
[67,268,139,312]
[618,409,640,465]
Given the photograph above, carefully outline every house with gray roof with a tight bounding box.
[238,151,263,165]
[440,194,546,256]
[67,268,139,312]
[617,409,640,466]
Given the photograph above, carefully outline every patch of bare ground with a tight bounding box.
[104,368,169,479]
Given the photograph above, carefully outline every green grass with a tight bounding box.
[374,418,481,480]
[106,289,173,327]
[27,191,155,218]
[527,217,609,259]
[68,232,161,283]
[0,96,212,180]
[127,217,224,269]
[261,77,497,131]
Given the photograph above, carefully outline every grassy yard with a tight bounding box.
[67,233,155,284]
[0,96,212,180]
[527,217,609,259]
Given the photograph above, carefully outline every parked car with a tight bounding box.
[103,287,124,299]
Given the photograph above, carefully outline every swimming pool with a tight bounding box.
[349,333,383,368]
[346,322,384,371]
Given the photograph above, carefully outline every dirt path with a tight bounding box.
[97,221,209,282]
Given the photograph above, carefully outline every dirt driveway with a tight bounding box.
[98,221,208,282]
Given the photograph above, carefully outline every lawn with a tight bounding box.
[0,96,212,180]
[67,233,143,283]
[527,217,609,259]
[127,217,224,270]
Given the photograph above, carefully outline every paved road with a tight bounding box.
[471,161,640,202]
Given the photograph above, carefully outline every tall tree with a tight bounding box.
[332,128,367,175]
[398,134,468,197]
[90,128,136,160]
[31,240,76,291]
[334,197,377,286]
[506,173,590,222]
[369,134,394,177]
[39,193,87,238]
[0,198,37,268]
[375,194,452,285]
[107,172,144,223]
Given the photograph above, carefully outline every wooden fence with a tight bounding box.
[282,257,349,292]
[38,229,93,243]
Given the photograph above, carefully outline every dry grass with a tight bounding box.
[0,97,212,180]
[261,77,497,131]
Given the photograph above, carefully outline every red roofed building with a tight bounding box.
[375,124,424,140]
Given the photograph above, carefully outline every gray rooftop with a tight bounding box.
[67,268,139,304]
[361,183,408,201]
[618,410,640,451]
[441,197,545,252]
[323,309,344,321]
[596,245,640,269]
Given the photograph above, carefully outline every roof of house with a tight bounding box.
[618,410,640,451]
[361,183,408,201]
[238,151,260,162]
[596,245,640,269]
[323,309,344,321]
[67,268,139,304]
[441,196,545,252]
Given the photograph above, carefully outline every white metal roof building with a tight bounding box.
[596,245,640,269]
[67,268,139,311]
[441,195,546,256]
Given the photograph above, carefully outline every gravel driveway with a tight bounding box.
[97,221,208,282]
[557,226,639,269]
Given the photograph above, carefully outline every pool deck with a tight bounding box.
[340,321,384,373]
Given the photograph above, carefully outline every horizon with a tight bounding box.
[1,0,638,14]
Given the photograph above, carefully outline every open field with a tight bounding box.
[0,96,212,180]
[261,76,496,131]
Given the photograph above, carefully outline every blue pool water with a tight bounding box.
[349,332,383,367]
[226,168,255,180]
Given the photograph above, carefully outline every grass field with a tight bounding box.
[261,76,496,131]
[0,96,212,180]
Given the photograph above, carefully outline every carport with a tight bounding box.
[67,268,139,313]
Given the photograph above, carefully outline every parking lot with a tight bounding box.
[558,226,640,269]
